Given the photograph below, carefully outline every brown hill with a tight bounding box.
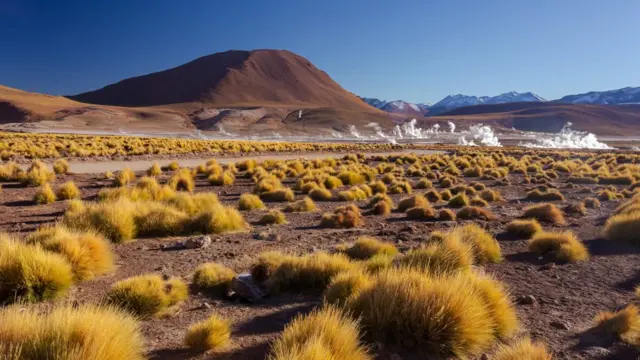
[431,102,640,135]
[69,49,380,113]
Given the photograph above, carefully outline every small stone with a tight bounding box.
[480,354,489,360]
[539,263,556,271]
[230,273,264,302]
[202,302,211,309]
[551,274,561,279]
[400,225,415,233]
[267,233,281,242]
[183,235,212,249]
[581,346,611,357]
[516,295,537,305]
[550,321,570,330]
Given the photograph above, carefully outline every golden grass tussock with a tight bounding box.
[146,162,162,176]
[266,252,359,293]
[192,262,236,297]
[367,193,393,209]
[603,211,640,246]
[21,161,55,186]
[238,193,265,210]
[309,187,333,201]
[446,224,502,264]
[0,235,73,303]
[113,168,136,187]
[55,181,80,200]
[323,176,343,189]
[529,231,589,262]
[406,205,437,220]
[370,200,392,216]
[344,236,398,260]
[323,271,373,307]
[209,171,235,186]
[267,306,371,360]
[440,189,453,201]
[389,180,412,194]
[424,189,442,202]
[438,208,457,221]
[522,203,566,225]
[184,314,231,352]
[284,197,316,212]
[596,189,622,201]
[320,204,363,229]
[592,305,640,345]
[168,168,195,191]
[397,194,429,212]
[251,251,288,283]
[525,188,565,201]
[33,182,56,204]
[26,225,114,281]
[259,210,287,225]
[448,193,469,208]
[260,188,295,202]
[345,268,509,358]
[456,206,497,221]
[492,337,552,360]
[52,158,70,175]
[470,197,489,207]
[106,274,188,317]
[415,178,433,189]
[506,219,542,239]
[0,304,144,360]
[398,236,474,275]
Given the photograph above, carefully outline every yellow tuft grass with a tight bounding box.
[456,206,497,221]
[184,314,231,352]
[343,236,398,260]
[106,274,188,317]
[192,262,236,297]
[529,231,589,262]
[492,337,552,360]
[399,236,474,275]
[238,193,265,210]
[52,159,70,175]
[267,306,371,360]
[259,210,287,225]
[113,168,136,187]
[34,183,56,204]
[397,194,429,212]
[0,303,144,360]
[284,197,316,212]
[320,204,364,229]
[522,203,566,225]
[592,305,640,345]
[251,251,288,283]
[506,219,542,239]
[26,225,114,281]
[0,235,73,303]
[168,168,195,191]
[56,181,80,200]
[309,187,333,201]
[324,271,373,307]
[260,188,295,202]
[146,162,162,176]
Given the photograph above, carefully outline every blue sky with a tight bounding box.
[1,0,639,103]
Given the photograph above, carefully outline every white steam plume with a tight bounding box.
[448,121,456,133]
[519,122,612,149]
[457,124,502,147]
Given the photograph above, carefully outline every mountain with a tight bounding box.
[70,49,379,113]
[427,91,546,116]
[556,87,640,105]
[359,97,430,116]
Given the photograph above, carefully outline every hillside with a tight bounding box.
[69,49,380,113]
[430,102,640,135]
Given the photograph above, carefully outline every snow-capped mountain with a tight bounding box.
[360,97,431,115]
[555,87,640,105]
[432,91,546,109]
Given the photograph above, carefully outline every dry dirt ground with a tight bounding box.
[1,157,639,360]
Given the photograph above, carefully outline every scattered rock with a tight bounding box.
[256,232,270,240]
[183,235,212,249]
[202,302,211,309]
[400,225,416,233]
[516,295,537,305]
[256,232,281,241]
[230,273,264,302]
[539,263,556,271]
[480,354,489,360]
[550,321,570,330]
[581,347,611,357]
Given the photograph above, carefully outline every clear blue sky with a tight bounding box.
[1,0,639,103]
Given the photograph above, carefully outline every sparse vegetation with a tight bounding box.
[106,274,188,317]
[522,203,566,225]
[56,181,81,200]
[506,219,542,239]
[529,231,589,262]
[238,193,265,210]
[192,262,236,296]
[184,314,231,352]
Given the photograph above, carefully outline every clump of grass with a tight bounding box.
[397,194,429,212]
[324,271,372,307]
[184,314,231,352]
[564,202,587,216]
[209,171,235,186]
[26,225,114,281]
[369,180,387,194]
[259,210,287,225]
[320,204,363,229]
[479,189,503,202]
[284,197,316,212]
[56,181,80,200]
[438,208,456,221]
[346,268,504,358]
[440,189,453,201]
[0,235,73,303]
[522,203,566,225]
[21,161,55,186]
[338,186,369,201]
[415,178,433,189]
[591,305,640,345]
[447,224,502,264]
[529,231,589,262]
[424,189,441,202]
[260,188,295,202]
[52,158,70,175]
[34,183,56,204]
[238,193,265,210]
[106,274,188,317]
[309,187,333,201]
[457,206,497,221]
[525,189,565,201]
[0,304,145,360]
[448,193,469,208]
[603,211,640,246]
[266,252,358,293]
[267,306,371,360]
[470,197,489,207]
[492,337,552,360]
[343,237,398,260]
[599,175,635,185]
[166,161,180,171]
[398,236,473,275]
[324,176,343,189]
[192,262,236,297]
[370,200,392,216]
[114,168,136,187]
[597,189,621,201]
[168,169,195,191]
[506,219,542,239]
[406,205,437,220]
[147,162,162,176]
[251,251,287,283]
[389,180,412,194]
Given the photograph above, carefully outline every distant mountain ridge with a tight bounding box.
[555,87,640,105]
